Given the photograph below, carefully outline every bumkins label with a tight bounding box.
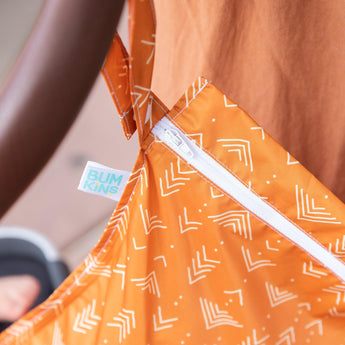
[78,161,130,201]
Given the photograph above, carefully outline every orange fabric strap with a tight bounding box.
[102,0,156,144]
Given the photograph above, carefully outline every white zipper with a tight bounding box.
[152,116,345,282]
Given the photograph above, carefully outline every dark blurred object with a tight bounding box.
[0,227,69,332]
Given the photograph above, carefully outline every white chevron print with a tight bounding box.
[224,289,244,306]
[237,329,270,345]
[177,157,196,175]
[179,207,202,233]
[52,322,65,345]
[297,302,311,312]
[73,300,101,334]
[188,245,221,284]
[131,85,150,108]
[265,283,298,307]
[250,127,265,140]
[85,254,112,278]
[153,306,178,331]
[141,34,155,65]
[113,264,126,290]
[127,166,148,195]
[329,307,345,317]
[107,205,129,240]
[217,139,253,171]
[287,152,299,165]
[276,327,295,345]
[241,247,276,272]
[160,162,190,197]
[224,94,238,108]
[186,133,203,149]
[132,237,147,250]
[199,298,243,329]
[74,275,86,287]
[295,185,341,224]
[302,261,328,278]
[328,235,345,257]
[210,186,224,198]
[209,211,253,240]
[6,320,34,339]
[40,299,63,314]
[185,77,208,107]
[144,96,153,125]
[322,284,345,305]
[107,309,135,344]
[305,319,323,336]
[153,255,167,267]
[131,271,161,297]
[266,240,279,251]
[140,204,167,235]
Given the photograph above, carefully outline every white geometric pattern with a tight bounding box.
[295,185,341,224]
[131,271,161,298]
[131,84,150,108]
[153,306,178,331]
[160,162,190,197]
[224,94,238,108]
[6,320,34,341]
[237,329,270,345]
[276,327,295,345]
[199,298,243,329]
[187,245,221,284]
[127,166,148,195]
[287,153,299,165]
[242,247,276,272]
[265,283,298,307]
[302,261,328,278]
[52,322,65,345]
[217,139,253,171]
[107,309,135,344]
[210,186,224,198]
[305,320,323,336]
[73,300,101,334]
[209,211,252,240]
[328,235,345,257]
[85,254,112,278]
[140,204,167,235]
[322,284,345,305]
[250,127,265,140]
[185,77,208,107]
[107,205,130,240]
[224,289,244,306]
[140,34,155,65]
[179,207,202,233]
[113,264,126,290]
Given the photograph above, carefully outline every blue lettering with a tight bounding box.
[83,180,96,191]
[87,170,98,181]
[98,184,110,194]
[109,174,123,186]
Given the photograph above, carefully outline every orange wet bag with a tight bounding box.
[1,1,345,344]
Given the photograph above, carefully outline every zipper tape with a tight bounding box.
[152,116,345,282]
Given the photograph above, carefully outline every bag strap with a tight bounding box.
[102,0,156,144]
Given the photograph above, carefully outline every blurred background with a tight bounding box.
[0,0,137,269]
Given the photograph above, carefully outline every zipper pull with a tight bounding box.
[164,129,194,159]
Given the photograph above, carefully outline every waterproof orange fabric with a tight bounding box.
[1,1,345,344]
[152,1,345,203]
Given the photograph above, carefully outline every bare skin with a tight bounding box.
[0,0,125,219]
[0,275,41,322]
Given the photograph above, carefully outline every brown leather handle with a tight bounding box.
[0,0,125,219]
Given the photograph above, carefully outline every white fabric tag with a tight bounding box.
[78,161,130,201]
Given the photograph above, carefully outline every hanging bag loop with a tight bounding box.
[102,0,156,144]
